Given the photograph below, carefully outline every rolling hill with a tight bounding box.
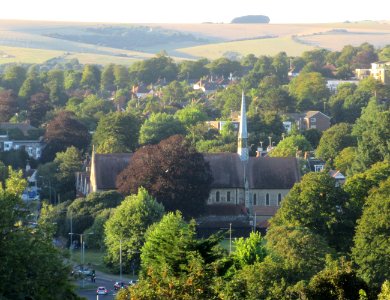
[0,19,389,65]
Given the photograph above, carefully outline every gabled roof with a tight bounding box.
[0,122,37,135]
[91,153,300,191]
[92,153,132,190]
[305,111,331,119]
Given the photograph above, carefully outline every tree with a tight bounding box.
[139,112,185,145]
[303,257,368,300]
[269,134,312,157]
[266,225,333,281]
[100,63,115,92]
[271,172,353,252]
[0,175,79,299]
[53,146,83,200]
[132,212,223,299]
[334,147,357,175]
[289,72,330,111]
[104,187,164,272]
[303,128,322,149]
[174,104,208,129]
[0,89,18,122]
[233,231,266,268]
[1,64,26,92]
[316,123,356,163]
[42,111,91,162]
[378,281,390,300]
[93,111,140,153]
[65,191,123,239]
[178,58,209,81]
[207,57,242,77]
[80,64,101,91]
[27,92,52,127]
[45,69,67,106]
[352,98,390,171]
[352,177,390,289]
[117,135,212,218]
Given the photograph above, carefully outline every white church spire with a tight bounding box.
[237,90,248,161]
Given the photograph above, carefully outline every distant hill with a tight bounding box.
[0,20,389,65]
[231,15,270,24]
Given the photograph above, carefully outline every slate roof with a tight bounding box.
[91,153,300,191]
[92,153,132,190]
[204,153,300,189]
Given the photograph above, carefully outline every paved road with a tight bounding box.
[76,271,133,300]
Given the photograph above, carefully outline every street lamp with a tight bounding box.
[69,232,94,287]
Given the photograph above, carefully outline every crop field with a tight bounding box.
[177,36,315,59]
[0,45,63,64]
[0,20,389,65]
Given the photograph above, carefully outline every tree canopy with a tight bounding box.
[116,135,212,218]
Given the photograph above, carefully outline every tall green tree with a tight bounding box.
[289,72,330,111]
[80,64,101,92]
[139,112,185,145]
[271,172,353,252]
[352,177,390,289]
[316,123,356,163]
[132,212,224,299]
[1,64,26,92]
[352,98,390,171]
[93,111,140,153]
[269,134,312,157]
[104,187,164,272]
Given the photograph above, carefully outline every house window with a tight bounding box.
[310,117,316,122]
[253,193,257,206]
[314,165,324,172]
[278,193,282,206]
[265,193,270,206]
[310,124,317,129]
[227,191,231,202]
[216,191,220,203]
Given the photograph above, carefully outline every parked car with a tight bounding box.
[96,286,108,295]
[113,281,127,290]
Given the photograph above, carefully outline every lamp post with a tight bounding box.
[69,232,94,287]
[119,238,122,282]
[229,223,232,255]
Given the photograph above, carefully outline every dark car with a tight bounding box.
[113,281,127,290]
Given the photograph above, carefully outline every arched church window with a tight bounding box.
[216,191,220,202]
[253,193,257,205]
[265,193,270,206]
[227,191,231,202]
[278,193,282,206]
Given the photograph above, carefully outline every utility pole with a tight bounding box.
[119,238,122,282]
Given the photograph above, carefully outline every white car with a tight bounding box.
[96,286,108,295]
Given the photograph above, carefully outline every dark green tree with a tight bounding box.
[80,64,101,92]
[352,177,390,290]
[316,123,356,163]
[271,172,353,252]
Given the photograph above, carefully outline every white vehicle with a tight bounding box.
[96,286,108,295]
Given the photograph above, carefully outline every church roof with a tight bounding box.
[91,152,300,191]
[92,153,132,190]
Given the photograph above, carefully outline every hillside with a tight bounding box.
[0,19,389,65]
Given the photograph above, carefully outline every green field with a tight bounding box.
[177,36,315,59]
[0,45,63,64]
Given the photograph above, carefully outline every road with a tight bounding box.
[75,271,133,300]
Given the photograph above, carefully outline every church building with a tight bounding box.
[76,92,300,233]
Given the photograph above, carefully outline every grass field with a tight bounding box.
[177,36,315,59]
[70,249,112,274]
[0,45,63,64]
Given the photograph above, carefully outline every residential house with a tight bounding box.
[283,111,331,132]
[355,61,390,85]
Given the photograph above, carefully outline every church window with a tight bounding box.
[265,193,270,206]
[278,193,282,206]
[253,193,257,205]
[227,191,231,202]
[216,191,220,203]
